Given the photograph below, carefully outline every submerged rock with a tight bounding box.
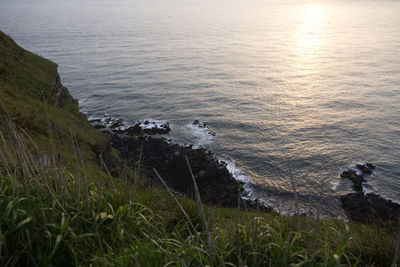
[192,119,216,137]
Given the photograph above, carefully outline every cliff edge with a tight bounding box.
[0,31,110,171]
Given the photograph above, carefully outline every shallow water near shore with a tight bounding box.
[1,0,400,218]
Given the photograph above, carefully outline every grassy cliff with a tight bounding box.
[0,31,399,266]
[0,30,110,173]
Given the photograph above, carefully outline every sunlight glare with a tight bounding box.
[303,4,324,26]
[297,4,326,59]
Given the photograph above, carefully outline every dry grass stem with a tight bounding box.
[184,155,215,254]
[324,248,330,267]
[153,168,199,238]
[100,154,115,188]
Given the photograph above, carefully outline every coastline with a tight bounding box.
[90,115,271,211]
[89,114,400,223]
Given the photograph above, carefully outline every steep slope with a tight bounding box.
[0,30,109,170]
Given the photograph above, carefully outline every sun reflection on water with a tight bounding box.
[298,4,325,58]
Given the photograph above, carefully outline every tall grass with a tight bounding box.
[0,121,399,266]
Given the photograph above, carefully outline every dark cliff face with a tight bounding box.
[51,72,76,107]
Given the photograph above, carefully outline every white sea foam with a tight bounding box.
[363,184,374,195]
[87,114,100,121]
[100,116,112,125]
[218,157,256,200]
[91,115,127,131]
[78,98,87,106]
[138,119,169,130]
[116,125,127,131]
[220,158,251,184]
[349,165,363,176]
[330,181,340,190]
[87,114,172,133]
[78,98,90,115]
[183,121,215,147]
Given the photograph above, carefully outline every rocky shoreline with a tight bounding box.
[340,163,400,223]
[90,115,171,135]
[91,116,269,211]
[90,116,400,221]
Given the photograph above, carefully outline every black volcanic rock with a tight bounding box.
[340,163,400,222]
[109,119,124,129]
[110,134,241,207]
[92,117,268,210]
[109,134,270,210]
[356,164,373,174]
[126,124,143,135]
[94,124,106,129]
[89,118,102,123]
[340,169,365,193]
[341,193,400,223]
[89,116,171,136]
[365,163,375,170]
[142,122,171,135]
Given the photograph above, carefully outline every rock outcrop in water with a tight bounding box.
[340,163,375,193]
[340,163,400,223]
[90,116,171,135]
[192,120,216,136]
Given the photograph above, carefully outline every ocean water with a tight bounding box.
[1,0,400,218]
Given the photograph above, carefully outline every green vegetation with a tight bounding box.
[0,30,399,266]
[0,30,110,175]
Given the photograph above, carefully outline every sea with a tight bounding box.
[1,0,399,219]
